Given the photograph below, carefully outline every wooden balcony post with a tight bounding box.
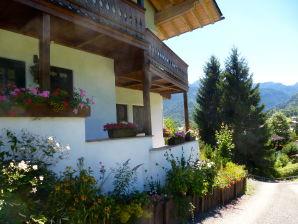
[143,58,152,136]
[39,13,51,90]
[183,91,190,131]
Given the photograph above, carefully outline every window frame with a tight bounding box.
[0,57,26,87]
[116,104,128,123]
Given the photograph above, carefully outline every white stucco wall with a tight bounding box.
[0,29,116,140]
[149,141,199,185]
[0,118,198,192]
[116,87,164,147]
[0,29,166,144]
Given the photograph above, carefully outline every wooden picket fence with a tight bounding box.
[138,178,247,224]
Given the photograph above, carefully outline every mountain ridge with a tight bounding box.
[163,81,298,123]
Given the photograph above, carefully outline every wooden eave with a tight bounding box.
[149,0,224,40]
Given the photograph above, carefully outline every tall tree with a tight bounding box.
[221,48,273,172]
[194,56,222,146]
[268,111,291,143]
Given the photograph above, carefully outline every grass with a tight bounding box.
[276,163,298,178]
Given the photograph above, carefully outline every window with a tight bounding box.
[50,66,73,93]
[0,57,25,87]
[133,105,145,133]
[116,104,128,123]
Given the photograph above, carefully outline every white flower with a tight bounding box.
[65,145,71,150]
[48,136,54,142]
[9,162,14,167]
[39,176,44,181]
[32,165,38,170]
[18,161,28,171]
[31,187,37,193]
[55,142,60,148]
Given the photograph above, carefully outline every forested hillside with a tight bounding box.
[164,82,298,123]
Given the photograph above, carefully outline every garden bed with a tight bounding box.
[137,178,246,224]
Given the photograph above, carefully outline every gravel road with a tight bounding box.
[196,179,298,224]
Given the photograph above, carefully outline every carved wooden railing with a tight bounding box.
[46,0,145,40]
[146,29,188,85]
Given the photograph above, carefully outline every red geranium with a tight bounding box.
[62,101,69,107]
[103,122,136,131]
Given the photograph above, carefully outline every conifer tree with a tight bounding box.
[194,56,222,146]
[221,48,273,172]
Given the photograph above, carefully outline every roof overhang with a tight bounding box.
[149,0,224,40]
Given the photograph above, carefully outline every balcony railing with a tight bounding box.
[146,29,188,85]
[46,0,145,40]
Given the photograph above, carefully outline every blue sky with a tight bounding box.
[164,0,298,85]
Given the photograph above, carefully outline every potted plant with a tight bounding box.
[167,131,185,145]
[104,122,137,138]
[185,130,196,141]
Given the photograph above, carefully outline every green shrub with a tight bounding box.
[275,153,290,168]
[276,163,298,178]
[0,129,66,223]
[282,143,298,157]
[163,150,217,223]
[213,162,247,189]
[215,125,234,167]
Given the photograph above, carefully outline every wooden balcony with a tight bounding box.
[45,0,146,41]
[115,29,188,96]
[0,0,147,58]
[146,29,188,90]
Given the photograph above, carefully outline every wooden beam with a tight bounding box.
[190,10,202,27]
[155,0,196,25]
[76,34,104,48]
[39,13,51,90]
[143,57,152,136]
[200,0,214,23]
[182,14,194,30]
[183,91,190,131]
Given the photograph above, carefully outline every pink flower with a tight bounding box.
[10,90,20,96]
[78,103,84,109]
[79,88,87,97]
[39,91,50,98]
[30,89,38,95]
[0,96,8,101]
[72,108,78,114]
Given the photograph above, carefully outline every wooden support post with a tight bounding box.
[183,91,190,131]
[143,58,152,136]
[39,13,51,90]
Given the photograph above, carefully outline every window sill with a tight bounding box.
[86,135,153,143]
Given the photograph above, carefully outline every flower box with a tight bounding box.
[107,128,137,138]
[167,137,185,145]
[0,104,90,117]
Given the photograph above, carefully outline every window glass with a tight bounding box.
[0,57,25,87]
[116,104,128,123]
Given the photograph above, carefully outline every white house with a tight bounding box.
[0,0,223,191]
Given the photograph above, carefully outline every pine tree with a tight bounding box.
[221,48,273,172]
[194,56,222,146]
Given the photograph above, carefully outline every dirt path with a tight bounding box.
[196,179,298,224]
